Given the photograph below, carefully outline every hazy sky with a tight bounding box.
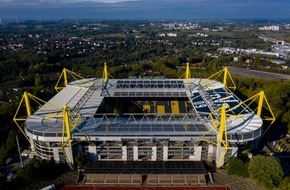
[0,0,289,19]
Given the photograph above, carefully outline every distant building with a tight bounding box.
[269,59,286,65]
[259,25,280,31]
[168,23,176,29]
[277,41,285,45]
[282,65,288,70]
[218,47,280,58]
[245,58,253,64]
[167,33,177,37]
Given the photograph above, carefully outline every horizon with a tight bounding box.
[0,0,290,20]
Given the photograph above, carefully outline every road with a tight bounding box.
[227,66,290,80]
[258,34,290,46]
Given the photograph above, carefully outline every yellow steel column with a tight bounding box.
[223,68,228,87]
[102,63,108,85]
[257,91,264,117]
[23,92,32,116]
[216,104,228,168]
[63,105,71,139]
[218,104,227,143]
[63,68,68,87]
[62,105,73,169]
[185,62,191,79]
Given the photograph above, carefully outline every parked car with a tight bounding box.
[5,157,12,165]
[40,184,56,190]
[5,170,14,182]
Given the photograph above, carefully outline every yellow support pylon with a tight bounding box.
[179,62,192,81]
[14,92,63,151]
[102,63,108,86]
[185,62,191,79]
[14,92,87,169]
[61,104,74,169]
[201,104,229,168]
[63,68,68,87]
[13,92,32,142]
[207,67,236,90]
[226,91,275,124]
[63,105,71,140]
[218,104,227,143]
[55,68,93,92]
[101,63,114,86]
[224,90,275,143]
[217,104,228,168]
[23,92,32,117]
[256,91,275,124]
[257,91,265,117]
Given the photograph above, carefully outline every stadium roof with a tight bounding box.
[25,78,263,143]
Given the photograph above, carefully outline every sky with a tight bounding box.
[0,0,290,20]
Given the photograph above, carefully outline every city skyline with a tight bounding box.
[0,0,290,20]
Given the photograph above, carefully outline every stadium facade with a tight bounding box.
[14,64,274,168]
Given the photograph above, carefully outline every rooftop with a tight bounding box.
[25,77,263,143]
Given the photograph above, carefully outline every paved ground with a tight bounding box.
[227,66,290,80]
[60,186,232,190]
[57,169,268,190]
[211,170,266,190]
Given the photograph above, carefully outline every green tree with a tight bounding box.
[0,143,7,166]
[226,157,249,178]
[0,172,6,189]
[75,152,89,168]
[16,164,37,185]
[279,176,290,190]
[248,155,284,189]
[35,73,42,87]
[6,130,17,152]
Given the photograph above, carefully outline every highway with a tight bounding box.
[227,66,290,80]
[258,34,290,46]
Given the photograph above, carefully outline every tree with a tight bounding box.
[75,152,89,168]
[0,172,6,189]
[226,157,249,178]
[6,130,17,152]
[0,143,7,166]
[17,164,37,184]
[248,155,284,189]
[279,176,290,190]
[34,73,42,87]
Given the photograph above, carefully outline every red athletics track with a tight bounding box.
[59,186,232,190]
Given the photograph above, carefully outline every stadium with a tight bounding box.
[14,63,274,185]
